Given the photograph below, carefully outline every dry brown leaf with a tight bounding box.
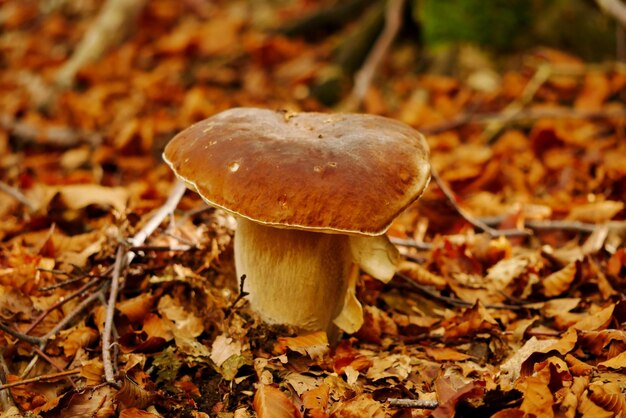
[424,347,472,361]
[119,408,161,418]
[573,304,614,331]
[443,301,499,340]
[210,334,242,367]
[366,353,411,381]
[332,342,373,375]
[59,325,99,357]
[157,295,204,338]
[59,386,116,418]
[354,305,397,344]
[542,262,577,297]
[80,359,105,386]
[518,357,571,418]
[542,298,580,318]
[276,331,329,360]
[578,391,614,417]
[330,394,385,418]
[302,382,329,413]
[559,375,590,418]
[116,375,153,410]
[564,354,594,376]
[598,351,626,369]
[432,375,485,418]
[36,184,128,213]
[399,261,447,288]
[253,384,302,418]
[587,382,626,415]
[117,292,155,324]
[566,201,624,223]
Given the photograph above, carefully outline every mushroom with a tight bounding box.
[163,108,430,338]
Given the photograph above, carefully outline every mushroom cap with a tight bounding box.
[163,107,430,236]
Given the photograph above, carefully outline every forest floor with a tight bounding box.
[1,1,626,417]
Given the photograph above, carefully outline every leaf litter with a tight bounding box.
[0,0,626,417]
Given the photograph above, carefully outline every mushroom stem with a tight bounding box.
[234,217,352,336]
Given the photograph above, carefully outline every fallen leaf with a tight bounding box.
[432,375,485,418]
[158,294,204,338]
[573,304,614,331]
[425,347,472,361]
[567,201,624,223]
[276,331,329,360]
[210,334,243,367]
[330,394,385,418]
[253,384,302,418]
[542,262,577,297]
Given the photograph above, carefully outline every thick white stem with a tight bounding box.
[234,218,352,334]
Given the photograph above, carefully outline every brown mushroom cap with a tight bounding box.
[163,108,430,235]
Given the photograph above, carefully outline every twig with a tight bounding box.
[481,216,626,235]
[0,369,80,390]
[130,244,193,252]
[394,272,526,310]
[482,64,552,143]
[421,107,626,136]
[431,168,531,238]
[389,237,433,250]
[0,113,101,149]
[0,180,36,211]
[0,322,44,345]
[32,346,78,390]
[43,284,107,340]
[225,275,249,317]
[127,181,187,263]
[343,0,405,111]
[102,245,125,385]
[24,276,103,335]
[388,398,438,409]
[0,350,16,410]
[597,0,626,26]
[55,0,147,87]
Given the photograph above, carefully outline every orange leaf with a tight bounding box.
[542,262,577,297]
[253,384,302,418]
[276,331,328,359]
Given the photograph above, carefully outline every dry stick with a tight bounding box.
[431,168,531,238]
[343,0,406,111]
[32,346,78,390]
[0,113,101,149]
[0,350,16,409]
[0,369,80,391]
[421,106,626,136]
[0,322,43,345]
[597,0,626,26]
[102,245,125,386]
[394,272,525,310]
[24,276,103,335]
[482,64,552,143]
[101,180,187,385]
[389,237,433,250]
[388,398,438,409]
[0,180,36,211]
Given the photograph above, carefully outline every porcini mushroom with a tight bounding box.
[163,108,430,338]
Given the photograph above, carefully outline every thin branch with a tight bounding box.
[389,237,433,250]
[394,272,526,311]
[43,284,107,340]
[431,168,531,238]
[32,346,78,390]
[0,322,44,345]
[0,369,80,390]
[597,0,626,26]
[388,398,438,409]
[0,350,17,410]
[127,180,187,261]
[343,0,406,111]
[24,276,103,335]
[482,64,552,143]
[0,180,36,211]
[225,275,249,318]
[421,106,626,136]
[102,245,125,385]
[0,113,101,149]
